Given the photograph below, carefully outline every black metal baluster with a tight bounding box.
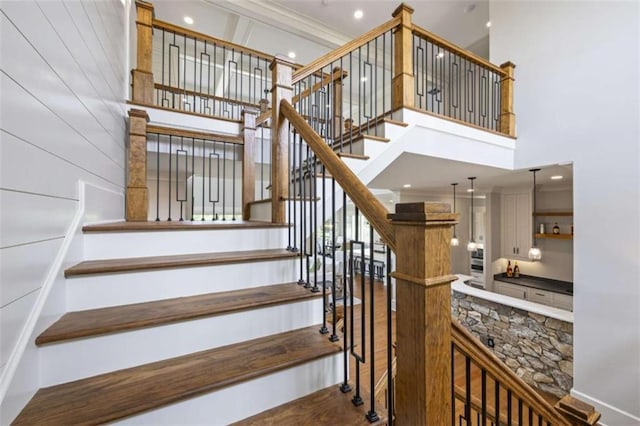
[465,356,471,425]
[304,145,311,289]
[340,191,351,394]
[176,137,187,221]
[311,148,319,293]
[451,344,456,426]
[329,177,338,342]
[190,137,195,220]
[495,380,500,426]
[386,249,393,425]
[298,131,305,285]
[518,398,523,426]
[481,369,487,426]
[232,142,236,220]
[155,133,160,221]
[201,139,205,220]
[350,239,365,407]
[167,135,172,221]
[222,139,226,220]
[286,126,293,250]
[507,389,512,426]
[366,224,379,422]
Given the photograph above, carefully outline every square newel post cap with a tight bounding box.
[392,3,415,18]
[269,54,296,71]
[388,202,458,225]
[500,61,516,70]
[128,109,149,121]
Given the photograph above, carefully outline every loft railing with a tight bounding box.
[411,25,514,135]
[131,1,275,121]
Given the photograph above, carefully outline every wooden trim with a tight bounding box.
[256,110,271,126]
[390,272,457,288]
[127,100,242,124]
[535,233,573,240]
[412,25,506,76]
[397,105,517,139]
[152,19,275,62]
[292,17,401,84]
[153,83,262,110]
[336,152,370,160]
[554,395,601,425]
[533,211,573,217]
[243,108,258,220]
[499,61,516,137]
[281,100,396,252]
[145,124,243,144]
[132,1,154,104]
[392,2,415,110]
[126,109,150,221]
[451,321,571,425]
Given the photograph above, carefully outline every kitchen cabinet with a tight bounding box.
[495,280,573,311]
[501,191,532,260]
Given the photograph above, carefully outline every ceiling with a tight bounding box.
[151,0,491,66]
[368,154,573,194]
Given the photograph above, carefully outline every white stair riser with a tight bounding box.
[83,228,288,260]
[114,353,342,425]
[39,299,324,387]
[66,259,299,311]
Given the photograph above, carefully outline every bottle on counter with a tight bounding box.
[539,223,545,234]
[514,261,520,278]
[506,260,513,278]
[553,222,560,234]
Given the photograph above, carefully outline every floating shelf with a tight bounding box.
[533,211,573,217]
[535,233,573,240]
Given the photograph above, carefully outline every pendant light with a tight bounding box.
[467,177,477,252]
[450,183,459,246]
[528,168,542,261]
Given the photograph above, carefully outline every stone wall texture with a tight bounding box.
[452,290,573,397]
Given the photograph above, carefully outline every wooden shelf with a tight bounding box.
[533,211,573,217]
[535,233,573,240]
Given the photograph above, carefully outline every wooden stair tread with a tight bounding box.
[234,386,386,425]
[65,248,298,277]
[14,326,341,425]
[83,220,289,232]
[337,152,370,160]
[36,283,321,345]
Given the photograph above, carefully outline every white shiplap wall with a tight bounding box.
[0,0,126,381]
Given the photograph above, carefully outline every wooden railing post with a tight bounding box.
[270,55,294,224]
[242,107,259,220]
[389,202,458,425]
[131,0,154,104]
[391,3,415,111]
[126,109,149,221]
[499,61,516,137]
[331,67,344,140]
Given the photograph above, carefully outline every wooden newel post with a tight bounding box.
[242,107,259,220]
[499,61,516,137]
[126,109,150,221]
[331,67,344,141]
[270,55,294,224]
[392,3,415,111]
[131,0,154,104]
[388,202,459,425]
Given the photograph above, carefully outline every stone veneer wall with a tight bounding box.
[452,290,573,397]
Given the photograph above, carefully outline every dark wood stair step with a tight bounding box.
[83,220,290,233]
[36,283,321,345]
[65,248,298,277]
[234,386,387,425]
[14,326,341,425]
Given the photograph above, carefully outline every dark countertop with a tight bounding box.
[493,273,573,295]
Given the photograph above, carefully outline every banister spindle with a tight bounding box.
[132,0,154,104]
[388,202,458,425]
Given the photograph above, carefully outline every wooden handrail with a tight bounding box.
[145,124,243,145]
[281,100,396,252]
[292,16,401,84]
[451,321,571,425]
[412,24,506,76]
[153,83,261,110]
[291,68,348,104]
[152,19,275,62]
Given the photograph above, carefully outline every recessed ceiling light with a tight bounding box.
[437,52,444,59]
[403,184,411,188]
[467,188,475,192]
[486,21,491,28]
[183,16,194,25]
[288,51,296,59]
[361,76,368,82]
[551,175,563,180]
[354,9,363,19]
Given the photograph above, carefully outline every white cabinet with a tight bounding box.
[495,280,573,311]
[501,192,532,260]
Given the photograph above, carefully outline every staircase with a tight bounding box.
[13,222,349,424]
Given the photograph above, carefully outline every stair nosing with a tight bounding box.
[36,283,322,346]
[15,326,341,426]
[64,248,299,277]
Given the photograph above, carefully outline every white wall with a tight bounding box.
[491,2,640,424]
[0,0,127,414]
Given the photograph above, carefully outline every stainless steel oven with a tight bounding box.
[469,248,485,288]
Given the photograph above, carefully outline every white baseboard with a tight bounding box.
[571,388,640,426]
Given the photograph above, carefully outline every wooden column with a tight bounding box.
[242,107,259,220]
[270,55,294,224]
[126,109,150,221]
[499,61,516,137]
[389,202,458,425]
[331,67,344,141]
[391,3,415,111]
[131,0,154,104]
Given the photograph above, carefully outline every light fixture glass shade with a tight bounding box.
[528,246,542,261]
[467,240,477,252]
[451,236,459,247]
